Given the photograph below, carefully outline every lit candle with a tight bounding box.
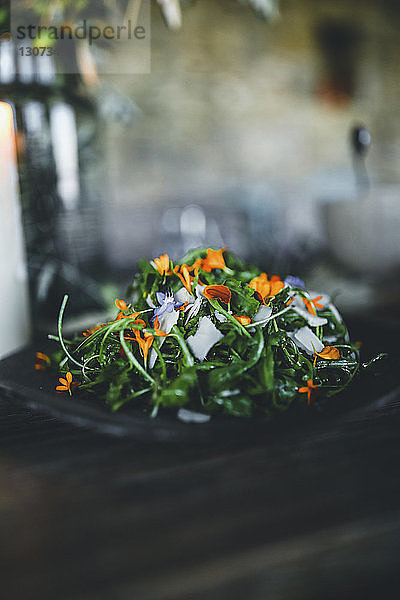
[0,101,30,359]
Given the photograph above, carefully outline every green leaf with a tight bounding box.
[158,366,199,407]
[224,278,260,317]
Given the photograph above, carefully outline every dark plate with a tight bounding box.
[0,316,398,442]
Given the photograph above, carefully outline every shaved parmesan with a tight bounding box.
[187,316,223,361]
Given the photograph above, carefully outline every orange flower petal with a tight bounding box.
[234,315,251,326]
[56,385,67,391]
[174,264,193,294]
[303,298,316,316]
[249,273,270,298]
[201,248,226,272]
[315,346,340,360]
[154,254,171,276]
[66,372,73,384]
[312,296,324,309]
[154,316,168,337]
[58,377,68,387]
[203,285,231,304]
[270,280,285,296]
[115,298,128,311]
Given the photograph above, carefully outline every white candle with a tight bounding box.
[0,101,31,359]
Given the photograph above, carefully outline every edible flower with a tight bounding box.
[313,345,340,367]
[202,284,231,304]
[114,298,134,321]
[185,258,203,273]
[298,379,319,406]
[284,275,305,290]
[153,316,168,337]
[135,330,154,363]
[122,317,154,363]
[249,273,284,303]
[55,371,80,395]
[200,248,226,272]
[315,346,340,360]
[34,351,50,371]
[153,289,184,320]
[152,254,171,276]
[303,295,324,316]
[115,298,128,311]
[174,264,193,294]
[234,315,251,326]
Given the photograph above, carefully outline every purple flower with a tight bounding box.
[284,275,306,290]
[152,289,184,322]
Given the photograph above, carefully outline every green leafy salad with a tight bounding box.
[42,248,380,420]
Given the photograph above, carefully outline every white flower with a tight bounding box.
[186,316,223,361]
[177,284,205,324]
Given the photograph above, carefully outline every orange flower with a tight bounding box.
[34,351,50,371]
[315,346,340,360]
[185,258,203,273]
[298,379,320,406]
[123,317,146,340]
[153,316,168,337]
[201,248,227,272]
[115,298,128,311]
[153,254,171,276]
[203,284,231,304]
[233,315,251,326]
[114,298,128,321]
[249,272,269,298]
[303,296,324,316]
[249,273,284,303]
[135,330,154,362]
[56,371,80,395]
[174,264,193,294]
[123,318,154,362]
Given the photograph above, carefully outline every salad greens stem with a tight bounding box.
[169,326,195,367]
[207,298,251,338]
[152,338,167,380]
[58,295,91,370]
[246,305,292,328]
[112,387,153,412]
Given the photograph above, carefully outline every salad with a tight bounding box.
[40,248,381,419]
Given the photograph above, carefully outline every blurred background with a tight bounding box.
[1,0,400,358]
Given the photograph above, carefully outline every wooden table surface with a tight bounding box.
[1,316,400,600]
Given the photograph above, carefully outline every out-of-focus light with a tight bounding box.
[0,40,15,83]
[18,45,35,83]
[50,102,80,210]
[158,0,182,30]
[0,101,31,358]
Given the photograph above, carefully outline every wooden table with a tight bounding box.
[1,316,399,599]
